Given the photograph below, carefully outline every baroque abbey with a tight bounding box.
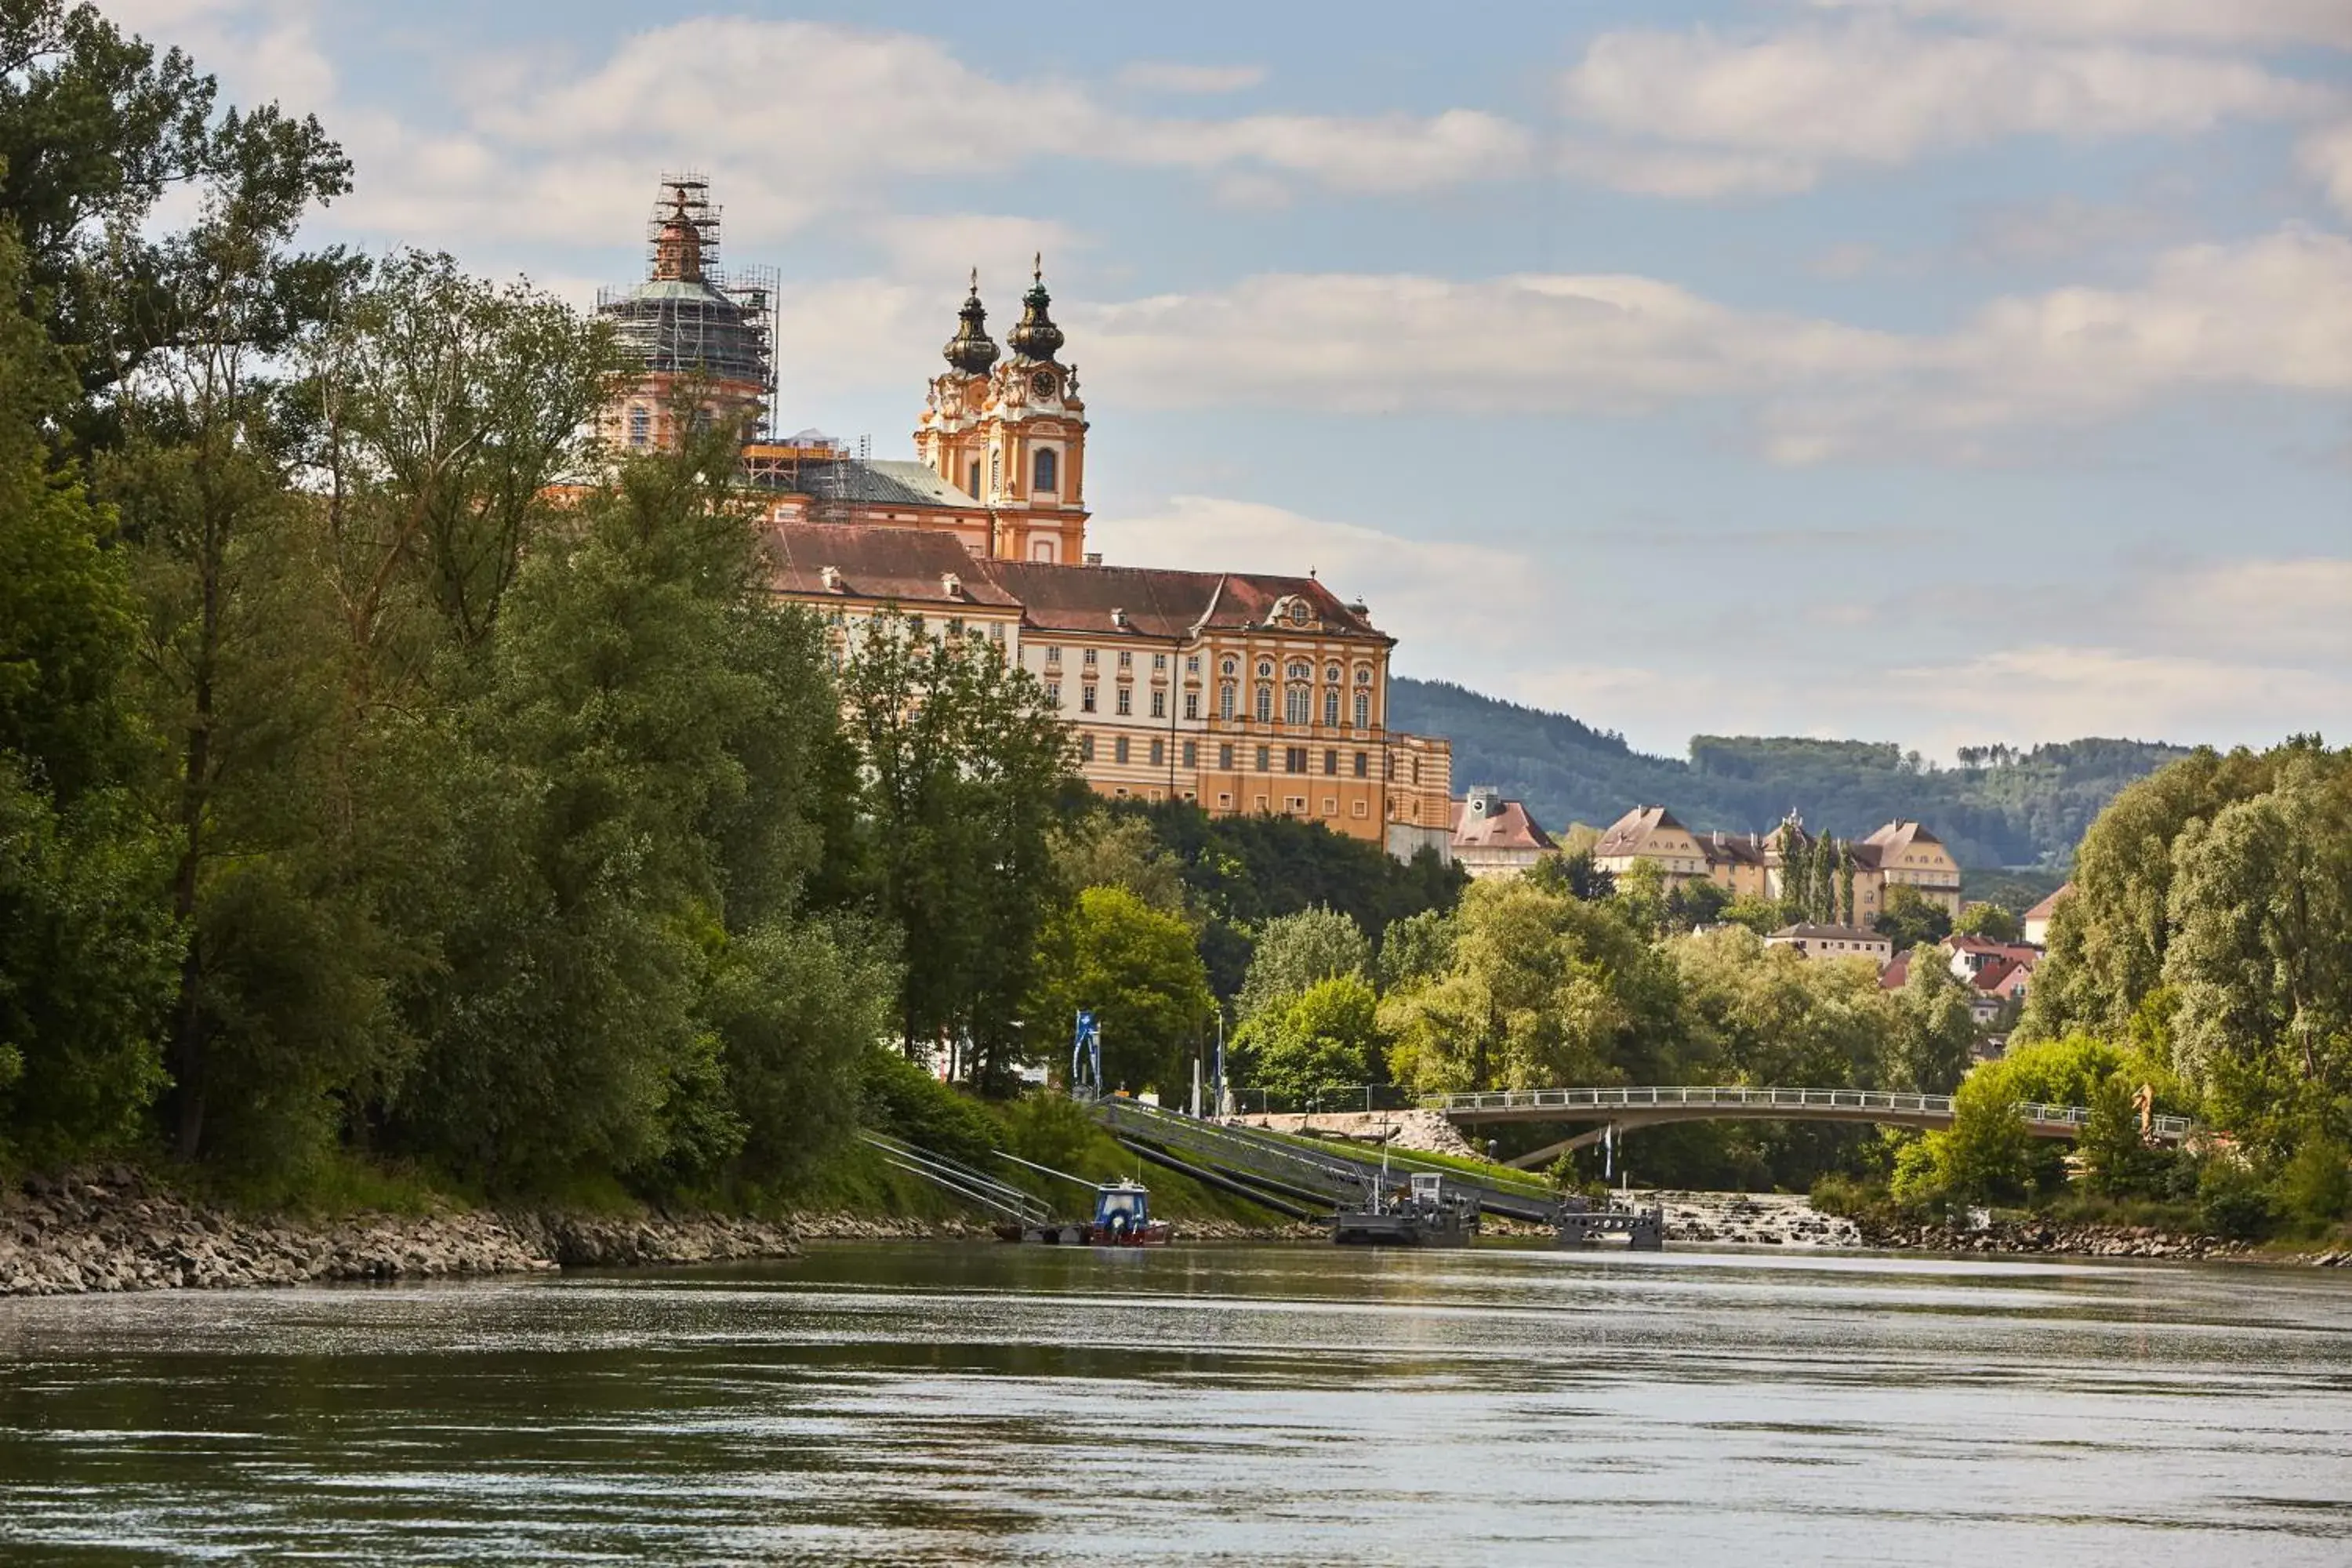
[600,180,1453,857]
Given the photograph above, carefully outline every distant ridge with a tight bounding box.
[1388,677,2190,868]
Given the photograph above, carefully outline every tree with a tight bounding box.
[1235,905,1371,1024]
[1049,811,1190,919]
[1610,855,1668,935]
[0,1,354,449]
[1232,975,1382,1102]
[1886,949,1976,1094]
[1526,847,1613,902]
[1669,925,1889,1090]
[2160,759,2352,1152]
[1028,884,1214,1094]
[1376,907,1455,993]
[1954,902,2022,943]
[1874,884,1952,950]
[837,608,1076,1081]
[1382,877,1677,1094]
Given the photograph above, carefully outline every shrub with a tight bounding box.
[2272,1138,2351,1229]
[859,1050,1000,1168]
[2196,1160,2276,1240]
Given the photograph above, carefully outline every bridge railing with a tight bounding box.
[1422,1084,2193,1141]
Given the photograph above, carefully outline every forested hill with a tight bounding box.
[1388,677,2192,868]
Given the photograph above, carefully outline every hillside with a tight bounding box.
[1388,677,2191,868]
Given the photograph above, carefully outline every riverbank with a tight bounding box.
[0,1170,1327,1296]
[0,1168,808,1297]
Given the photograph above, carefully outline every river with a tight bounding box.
[2,1242,2347,1564]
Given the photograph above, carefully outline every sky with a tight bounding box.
[107,0,2352,759]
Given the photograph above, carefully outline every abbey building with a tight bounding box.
[598,179,1453,858]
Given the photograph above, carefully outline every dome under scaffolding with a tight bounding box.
[597,174,779,436]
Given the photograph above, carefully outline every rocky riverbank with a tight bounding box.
[0,1168,808,1298]
[1644,1190,1864,1247]
[1850,1210,2262,1262]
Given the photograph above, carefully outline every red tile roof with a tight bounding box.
[762,523,1388,642]
[1451,796,1551,851]
[768,524,1021,608]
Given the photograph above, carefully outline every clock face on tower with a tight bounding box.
[1029,369,1057,399]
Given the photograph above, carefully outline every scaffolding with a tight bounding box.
[597,173,779,438]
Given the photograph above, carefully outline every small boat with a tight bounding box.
[995,1179,1174,1246]
[1333,1171,1480,1247]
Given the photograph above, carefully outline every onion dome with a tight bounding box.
[943,270,1000,376]
[1007,252,1064,361]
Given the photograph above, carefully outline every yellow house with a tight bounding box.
[1593,806,1714,884]
[1593,807,1965,920]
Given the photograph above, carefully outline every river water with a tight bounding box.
[1,1243,2347,1565]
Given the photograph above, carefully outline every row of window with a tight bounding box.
[1043,648,1186,673]
[1214,684,1374,728]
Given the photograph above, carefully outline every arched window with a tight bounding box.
[1030,539,1055,563]
[1323,689,1340,727]
[1285,687,1309,726]
[1353,691,1370,729]
[1221,657,1237,677]
[1287,660,1311,681]
[1033,447,1058,492]
[1324,663,1341,683]
[1254,685,1272,723]
[1257,659,1274,679]
[1219,684,1236,720]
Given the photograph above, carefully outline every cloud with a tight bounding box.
[861,215,1089,284]
[1882,644,2352,757]
[2304,122,2352,216]
[1558,20,2336,192]
[100,0,336,111]
[1091,496,1548,666]
[322,20,1528,251]
[1555,140,1821,198]
[1117,61,1268,94]
[1068,229,2352,463]
[2136,557,2352,662]
[1809,2,2352,50]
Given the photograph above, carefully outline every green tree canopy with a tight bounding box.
[1236,904,1372,1024]
[1028,884,1214,1094]
[1232,975,1383,1102]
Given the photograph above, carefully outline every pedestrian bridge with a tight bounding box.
[1424,1084,2191,1168]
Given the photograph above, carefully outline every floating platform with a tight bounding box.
[1555,1198,1665,1250]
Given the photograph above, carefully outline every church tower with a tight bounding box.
[915,259,1089,564]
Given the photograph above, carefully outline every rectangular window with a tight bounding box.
[1256,745,1271,772]
[1353,751,1367,778]
[1219,743,1234,770]
[1150,690,1166,718]
[1219,792,1232,808]
[1116,688,1132,716]
[1149,738,1164,765]
[946,618,963,639]
[1083,648,1098,667]
[908,615,924,637]
[1045,646,1062,667]
[1115,735,1130,764]
[1286,747,1306,775]
[1153,653,1167,671]
[1219,685,1236,720]
[1079,734,1094,761]
[1082,685,1097,713]
[1322,797,1337,815]
[1118,651,1132,670]
[1185,655,1200,674]
[1046,682,1061,705]
[1254,793,1269,811]
[1323,749,1338,775]
[1182,741,1197,768]
[1184,692,1200,720]
[1354,692,1370,728]
[989,622,1004,644]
